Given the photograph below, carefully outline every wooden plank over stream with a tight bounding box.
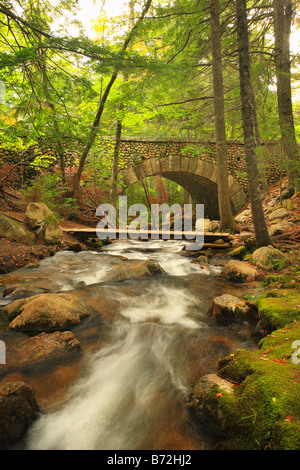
[63,227,231,244]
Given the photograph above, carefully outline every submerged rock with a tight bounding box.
[3,284,50,298]
[3,293,93,333]
[109,259,165,281]
[7,331,81,368]
[0,381,39,447]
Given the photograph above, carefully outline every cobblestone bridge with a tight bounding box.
[98,137,283,219]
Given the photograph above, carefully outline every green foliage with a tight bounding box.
[20,171,78,219]
[0,0,299,208]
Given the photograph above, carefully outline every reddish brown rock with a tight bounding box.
[3,293,93,333]
[0,381,39,447]
[208,294,258,324]
[221,260,258,283]
[7,331,81,368]
[108,259,165,281]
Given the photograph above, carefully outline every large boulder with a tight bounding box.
[269,221,294,237]
[221,260,258,282]
[208,294,258,324]
[3,293,93,333]
[252,246,291,271]
[24,202,63,244]
[37,220,63,245]
[197,219,212,232]
[0,381,39,447]
[268,207,289,221]
[204,220,220,233]
[7,331,81,369]
[109,259,165,281]
[24,202,55,228]
[0,214,35,245]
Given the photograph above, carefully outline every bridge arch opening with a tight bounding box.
[117,155,247,220]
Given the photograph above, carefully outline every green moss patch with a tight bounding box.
[216,338,300,450]
[255,289,300,332]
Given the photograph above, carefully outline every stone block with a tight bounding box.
[195,160,205,176]
[150,157,162,174]
[210,165,218,183]
[201,161,214,180]
[231,190,248,211]
[180,156,189,172]
[142,159,154,177]
[188,157,198,174]
[160,157,170,173]
[169,155,181,172]
[125,166,138,185]
[229,179,242,196]
[133,163,146,180]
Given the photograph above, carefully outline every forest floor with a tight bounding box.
[0,189,91,273]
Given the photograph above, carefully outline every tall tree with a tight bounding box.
[110,0,135,207]
[72,0,153,195]
[236,0,271,247]
[273,0,300,196]
[210,0,239,232]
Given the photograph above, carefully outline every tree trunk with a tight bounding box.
[236,0,271,247]
[210,0,239,232]
[250,88,269,199]
[110,2,135,207]
[38,42,66,184]
[110,113,123,207]
[273,0,300,195]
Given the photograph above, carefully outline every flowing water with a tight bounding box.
[0,239,260,450]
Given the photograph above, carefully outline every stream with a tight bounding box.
[0,239,260,450]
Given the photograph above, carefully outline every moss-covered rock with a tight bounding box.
[262,274,299,289]
[0,214,35,245]
[228,245,247,260]
[188,325,300,450]
[255,289,300,333]
[24,202,63,245]
[218,338,300,450]
[252,246,291,271]
[208,294,258,325]
[24,202,55,229]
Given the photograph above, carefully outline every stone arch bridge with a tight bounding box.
[99,137,283,219]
